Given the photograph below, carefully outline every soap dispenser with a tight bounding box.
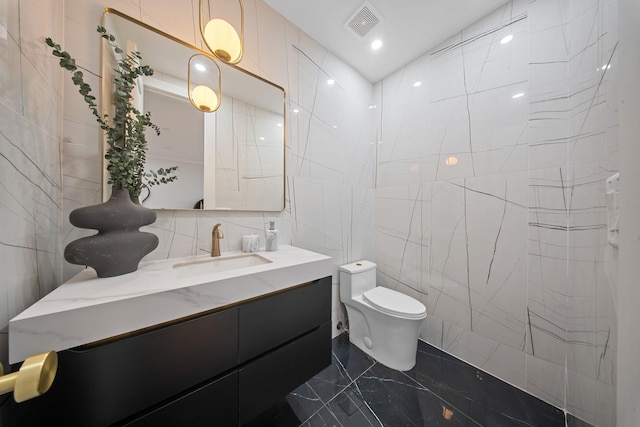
[265,221,278,251]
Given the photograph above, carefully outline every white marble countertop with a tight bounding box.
[9,245,331,364]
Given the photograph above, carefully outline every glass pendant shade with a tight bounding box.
[199,0,244,64]
[191,85,219,112]
[188,54,221,113]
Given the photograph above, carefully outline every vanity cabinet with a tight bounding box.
[9,276,332,426]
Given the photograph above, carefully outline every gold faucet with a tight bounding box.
[211,223,224,257]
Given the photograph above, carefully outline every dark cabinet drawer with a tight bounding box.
[238,276,331,363]
[8,275,333,427]
[238,321,332,425]
[123,371,239,427]
[11,306,239,427]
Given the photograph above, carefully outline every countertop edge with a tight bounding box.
[9,247,332,364]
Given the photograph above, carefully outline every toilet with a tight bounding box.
[339,260,427,371]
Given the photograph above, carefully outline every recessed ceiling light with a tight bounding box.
[413,81,422,87]
[259,137,265,140]
[368,105,377,109]
[500,35,514,44]
[277,123,283,127]
[332,125,338,129]
[293,108,299,113]
[327,79,335,85]
[512,92,525,99]
[371,39,382,50]
[195,63,206,71]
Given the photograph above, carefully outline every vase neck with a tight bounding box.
[110,188,130,198]
[110,188,140,205]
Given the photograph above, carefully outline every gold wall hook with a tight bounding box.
[0,351,58,402]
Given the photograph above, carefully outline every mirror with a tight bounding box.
[100,9,286,211]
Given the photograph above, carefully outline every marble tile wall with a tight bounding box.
[61,0,375,337]
[374,0,617,425]
[213,97,284,211]
[564,1,618,425]
[0,1,64,368]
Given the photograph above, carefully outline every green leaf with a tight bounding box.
[45,26,179,197]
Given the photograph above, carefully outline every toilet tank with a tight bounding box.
[339,260,376,299]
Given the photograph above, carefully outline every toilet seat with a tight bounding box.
[363,287,426,319]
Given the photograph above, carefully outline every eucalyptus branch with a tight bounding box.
[46,26,178,198]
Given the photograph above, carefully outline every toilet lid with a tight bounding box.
[363,287,427,319]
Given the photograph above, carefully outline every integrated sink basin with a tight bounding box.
[172,253,272,276]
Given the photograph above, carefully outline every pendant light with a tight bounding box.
[188,54,221,113]
[199,0,244,64]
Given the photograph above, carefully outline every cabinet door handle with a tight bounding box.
[0,351,58,402]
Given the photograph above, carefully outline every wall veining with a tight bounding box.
[0,0,64,370]
[373,0,617,425]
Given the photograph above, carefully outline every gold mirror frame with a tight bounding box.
[100,8,286,211]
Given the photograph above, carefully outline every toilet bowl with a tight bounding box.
[339,260,427,371]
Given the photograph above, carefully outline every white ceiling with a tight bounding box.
[262,0,509,82]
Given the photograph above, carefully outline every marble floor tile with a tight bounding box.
[303,334,377,405]
[567,414,596,427]
[406,344,566,426]
[247,333,593,427]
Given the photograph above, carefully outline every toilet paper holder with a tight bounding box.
[606,172,619,248]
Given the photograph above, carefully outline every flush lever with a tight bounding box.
[0,351,58,402]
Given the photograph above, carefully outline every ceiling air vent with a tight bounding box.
[344,1,382,38]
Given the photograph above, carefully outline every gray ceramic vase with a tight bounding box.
[64,188,159,278]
